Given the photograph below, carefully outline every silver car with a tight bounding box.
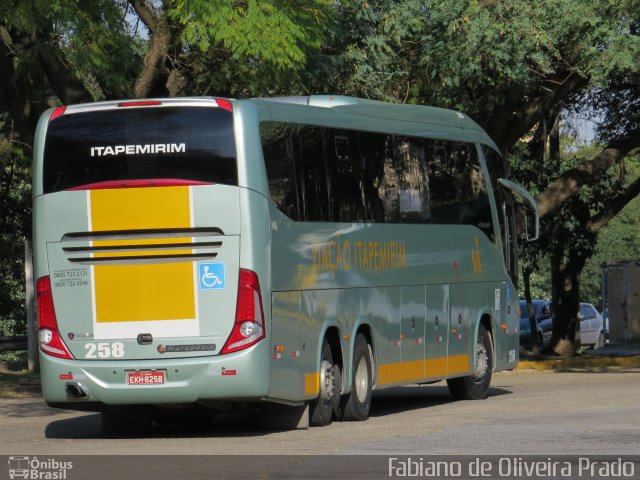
[579,303,606,349]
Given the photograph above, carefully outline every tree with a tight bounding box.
[1,0,640,356]
[306,0,640,355]
[0,0,331,336]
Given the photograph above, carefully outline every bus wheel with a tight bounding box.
[447,325,493,400]
[310,339,340,426]
[339,333,373,421]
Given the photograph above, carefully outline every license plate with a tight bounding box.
[127,370,166,385]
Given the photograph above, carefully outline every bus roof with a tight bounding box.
[41,95,500,153]
[254,95,499,151]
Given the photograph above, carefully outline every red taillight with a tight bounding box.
[36,276,74,359]
[118,100,162,107]
[49,106,67,121]
[220,269,265,355]
[215,98,233,112]
[65,179,213,191]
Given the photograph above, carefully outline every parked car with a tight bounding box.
[579,303,606,350]
[519,299,553,348]
[601,307,610,337]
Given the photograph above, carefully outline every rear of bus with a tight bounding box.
[32,98,270,410]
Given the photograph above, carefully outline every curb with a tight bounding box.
[517,355,640,371]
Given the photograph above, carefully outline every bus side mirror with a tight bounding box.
[498,178,539,241]
[525,209,538,242]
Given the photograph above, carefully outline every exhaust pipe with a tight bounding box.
[65,382,89,399]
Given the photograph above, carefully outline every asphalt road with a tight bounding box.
[1,367,639,457]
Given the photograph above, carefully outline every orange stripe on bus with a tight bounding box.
[304,373,320,396]
[447,353,470,375]
[377,354,470,385]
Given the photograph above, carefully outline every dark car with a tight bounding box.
[519,299,553,348]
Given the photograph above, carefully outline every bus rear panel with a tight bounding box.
[34,99,270,408]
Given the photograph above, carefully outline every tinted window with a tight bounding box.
[580,304,596,318]
[329,130,365,222]
[261,123,298,218]
[360,132,394,222]
[483,144,517,283]
[261,122,494,238]
[294,125,332,221]
[394,137,431,223]
[44,107,237,193]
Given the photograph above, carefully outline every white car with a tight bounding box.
[579,303,606,349]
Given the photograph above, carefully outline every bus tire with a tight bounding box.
[310,338,340,427]
[447,325,493,400]
[339,333,372,421]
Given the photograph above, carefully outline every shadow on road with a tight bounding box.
[369,384,512,417]
[45,410,267,439]
[43,385,512,439]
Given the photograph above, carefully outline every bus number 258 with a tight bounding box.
[84,342,125,358]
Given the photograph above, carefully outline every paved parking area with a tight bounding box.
[1,367,639,456]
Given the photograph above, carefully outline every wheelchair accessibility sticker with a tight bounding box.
[199,262,226,290]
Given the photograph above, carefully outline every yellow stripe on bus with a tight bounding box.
[304,372,320,396]
[90,187,196,323]
[377,354,470,385]
[447,353,471,375]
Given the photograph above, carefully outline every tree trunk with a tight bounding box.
[550,252,584,356]
[128,0,188,99]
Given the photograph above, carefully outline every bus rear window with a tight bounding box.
[43,106,237,193]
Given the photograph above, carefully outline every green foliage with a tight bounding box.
[307,0,640,142]
[59,0,142,99]
[513,130,640,307]
[581,154,640,304]
[1,0,142,101]
[1,0,639,341]
[171,0,331,70]
[0,144,31,337]
[314,0,428,101]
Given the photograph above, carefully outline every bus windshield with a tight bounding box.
[43,106,237,192]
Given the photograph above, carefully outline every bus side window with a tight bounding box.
[374,135,400,223]
[359,132,389,222]
[328,130,365,222]
[260,122,300,220]
[427,140,458,224]
[454,144,493,239]
[293,126,331,222]
[424,139,494,238]
[394,137,431,223]
[482,145,518,286]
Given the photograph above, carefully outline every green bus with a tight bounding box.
[33,95,538,430]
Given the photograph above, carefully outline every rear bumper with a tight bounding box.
[39,341,270,408]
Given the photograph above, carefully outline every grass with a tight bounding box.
[0,354,41,398]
